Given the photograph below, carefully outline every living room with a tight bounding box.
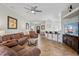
[0,2,79,56]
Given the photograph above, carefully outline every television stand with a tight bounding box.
[63,34,79,54]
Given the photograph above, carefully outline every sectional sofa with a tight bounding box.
[0,32,41,56]
[0,32,29,47]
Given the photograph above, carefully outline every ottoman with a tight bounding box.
[28,38,38,46]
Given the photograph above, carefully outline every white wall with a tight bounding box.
[0,4,27,34]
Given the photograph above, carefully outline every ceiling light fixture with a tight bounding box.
[31,11,35,13]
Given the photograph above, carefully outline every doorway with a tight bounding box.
[36,26,40,34]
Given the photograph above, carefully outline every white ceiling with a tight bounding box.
[2,3,69,22]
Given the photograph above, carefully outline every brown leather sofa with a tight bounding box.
[29,31,38,38]
[0,45,41,56]
[0,32,29,47]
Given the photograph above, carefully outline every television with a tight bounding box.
[64,22,79,36]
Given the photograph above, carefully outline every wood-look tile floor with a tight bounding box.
[36,36,78,56]
[23,35,78,56]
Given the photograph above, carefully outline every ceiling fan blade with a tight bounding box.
[26,10,30,13]
[24,5,42,14]
[24,7,31,10]
[34,6,37,9]
[31,6,37,10]
[35,10,42,12]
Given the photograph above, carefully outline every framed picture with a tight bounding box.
[26,23,29,29]
[41,25,45,30]
[7,16,17,29]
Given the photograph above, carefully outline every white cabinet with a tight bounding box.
[48,34,53,40]
[53,34,58,41]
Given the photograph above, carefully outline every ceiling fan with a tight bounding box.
[24,6,42,14]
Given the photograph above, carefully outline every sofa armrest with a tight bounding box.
[1,39,17,47]
[18,47,41,56]
[0,45,18,56]
[17,37,28,45]
[24,35,30,39]
[1,40,12,44]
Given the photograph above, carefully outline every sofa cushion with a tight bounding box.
[2,35,12,41]
[29,31,38,38]
[24,35,30,39]
[0,45,18,56]
[18,48,33,56]
[17,37,27,45]
[11,45,24,52]
[16,33,21,39]
[17,47,41,56]
[11,33,24,39]
[31,47,41,56]
[19,32,24,38]
[0,36,2,43]
[11,34,19,39]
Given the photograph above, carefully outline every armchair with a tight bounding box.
[29,31,38,38]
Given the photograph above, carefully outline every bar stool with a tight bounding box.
[48,31,53,40]
[45,31,48,38]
